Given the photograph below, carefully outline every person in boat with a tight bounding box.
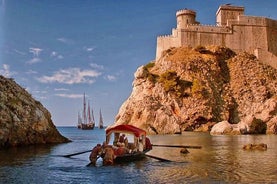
[99,141,116,165]
[119,134,125,143]
[124,136,128,148]
[145,137,152,150]
[103,146,115,165]
[115,141,130,156]
[89,143,102,166]
[138,138,144,152]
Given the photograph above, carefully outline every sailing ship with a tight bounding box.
[77,93,95,130]
[99,109,104,129]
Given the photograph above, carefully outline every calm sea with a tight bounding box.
[0,127,276,184]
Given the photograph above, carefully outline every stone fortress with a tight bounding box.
[156,4,277,69]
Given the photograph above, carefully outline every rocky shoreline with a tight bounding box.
[0,75,70,149]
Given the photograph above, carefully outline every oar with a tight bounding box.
[152,144,202,149]
[86,155,101,167]
[145,154,172,162]
[63,150,91,157]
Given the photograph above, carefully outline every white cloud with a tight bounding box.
[26,69,38,74]
[54,88,69,91]
[51,51,64,60]
[84,46,95,52]
[33,90,48,94]
[86,48,94,52]
[55,93,83,99]
[26,57,41,64]
[26,88,48,100]
[0,64,15,77]
[37,67,101,84]
[105,75,117,81]
[14,49,26,55]
[51,51,57,57]
[57,37,73,44]
[29,47,43,57]
[90,63,104,70]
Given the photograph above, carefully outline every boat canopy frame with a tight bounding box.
[105,125,146,147]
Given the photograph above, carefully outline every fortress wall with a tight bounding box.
[156,35,180,60]
[184,25,231,33]
[254,48,277,69]
[155,6,277,68]
[156,21,271,60]
[225,25,267,54]
[180,31,227,47]
[225,17,269,54]
[227,16,270,27]
[178,25,232,47]
[266,19,277,55]
[237,16,268,26]
[267,27,277,55]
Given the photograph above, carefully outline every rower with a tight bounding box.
[89,144,102,166]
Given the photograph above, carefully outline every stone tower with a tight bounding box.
[176,9,199,29]
[216,5,244,26]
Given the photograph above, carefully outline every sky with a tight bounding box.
[0,0,276,127]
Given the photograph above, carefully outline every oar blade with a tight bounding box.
[145,154,172,162]
[63,150,92,157]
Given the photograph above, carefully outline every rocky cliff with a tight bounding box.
[0,75,70,148]
[114,46,277,134]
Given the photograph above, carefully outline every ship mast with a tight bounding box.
[83,93,87,124]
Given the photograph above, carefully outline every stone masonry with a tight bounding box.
[156,5,277,69]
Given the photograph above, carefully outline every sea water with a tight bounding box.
[0,127,276,183]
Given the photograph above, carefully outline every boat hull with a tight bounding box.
[80,123,95,130]
[114,150,150,163]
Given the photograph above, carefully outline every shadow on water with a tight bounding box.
[0,144,54,166]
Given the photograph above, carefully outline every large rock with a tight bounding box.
[0,76,70,148]
[114,46,277,134]
[266,116,277,134]
[210,118,266,135]
[210,121,233,135]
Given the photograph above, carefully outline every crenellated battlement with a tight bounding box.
[184,24,231,33]
[157,34,173,38]
[155,5,277,69]
[176,9,196,17]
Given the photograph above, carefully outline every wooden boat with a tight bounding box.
[89,125,152,166]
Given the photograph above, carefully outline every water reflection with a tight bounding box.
[0,129,276,183]
[0,144,53,166]
[149,132,277,183]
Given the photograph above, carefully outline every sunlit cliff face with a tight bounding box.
[0,76,70,148]
[114,46,277,134]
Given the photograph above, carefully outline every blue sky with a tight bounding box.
[1,0,276,127]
